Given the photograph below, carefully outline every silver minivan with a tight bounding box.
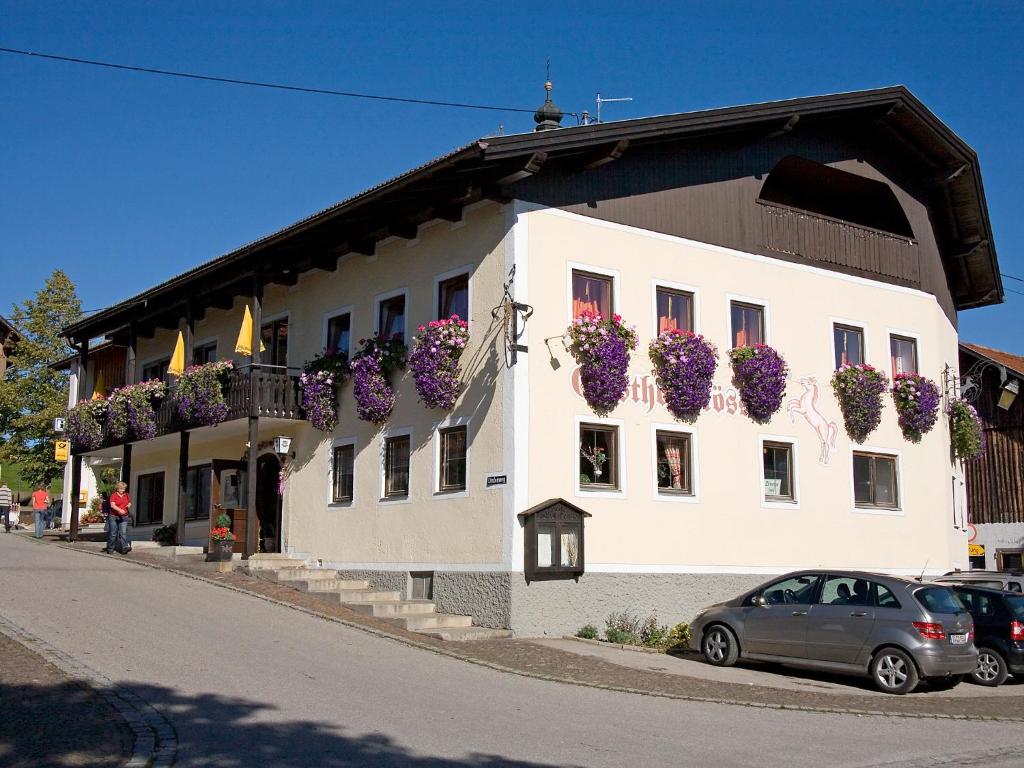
[688,570,977,694]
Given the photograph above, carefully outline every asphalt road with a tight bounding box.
[2,534,1023,768]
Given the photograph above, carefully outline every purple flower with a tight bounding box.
[300,370,339,433]
[891,373,940,442]
[105,379,167,442]
[351,353,396,424]
[729,344,789,424]
[948,398,985,460]
[67,399,108,452]
[831,363,888,442]
[649,331,719,422]
[173,360,234,427]
[408,316,470,410]
[566,312,639,415]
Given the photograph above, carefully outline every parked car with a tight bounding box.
[951,585,1024,687]
[688,570,977,694]
[935,570,1024,593]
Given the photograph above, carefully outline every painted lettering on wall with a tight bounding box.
[570,366,744,417]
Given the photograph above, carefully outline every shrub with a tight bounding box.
[639,616,671,648]
[576,624,599,640]
[605,610,643,645]
[664,623,691,652]
[949,398,985,461]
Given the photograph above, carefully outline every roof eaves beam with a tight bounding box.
[581,139,630,170]
[764,114,800,140]
[494,152,548,186]
[926,163,970,188]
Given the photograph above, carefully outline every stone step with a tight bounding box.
[270,568,339,582]
[300,579,371,593]
[248,553,297,560]
[144,545,206,557]
[322,589,403,603]
[384,613,473,631]
[417,626,514,642]
[245,558,307,572]
[345,600,437,618]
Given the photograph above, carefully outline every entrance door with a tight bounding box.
[256,454,282,553]
[212,460,247,554]
[743,574,821,659]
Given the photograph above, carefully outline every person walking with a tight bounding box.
[106,482,132,554]
[31,484,50,539]
[0,484,12,533]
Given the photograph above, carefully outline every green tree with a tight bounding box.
[0,270,82,487]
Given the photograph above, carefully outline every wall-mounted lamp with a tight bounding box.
[961,359,1020,412]
[273,436,292,455]
[997,378,1019,411]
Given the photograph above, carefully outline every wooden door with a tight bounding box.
[212,460,247,554]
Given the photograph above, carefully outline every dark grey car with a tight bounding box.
[687,570,977,694]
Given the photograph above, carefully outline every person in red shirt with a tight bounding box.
[106,482,132,554]
[31,485,50,539]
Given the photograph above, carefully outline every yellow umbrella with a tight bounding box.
[91,369,106,399]
[234,306,265,356]
[168,331,185,377]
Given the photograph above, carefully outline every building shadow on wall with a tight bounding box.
[0,680,581,768]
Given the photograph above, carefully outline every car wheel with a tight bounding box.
[871,647,919,695]
[972,648,1009,687]
[702,625,739,667]
[928,674,964,691]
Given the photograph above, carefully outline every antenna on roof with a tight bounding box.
[594,91,633,124]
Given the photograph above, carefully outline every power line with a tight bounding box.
[1002,272,1024,284]
[0,45,539,115]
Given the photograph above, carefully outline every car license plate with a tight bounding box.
[950,633,969,645]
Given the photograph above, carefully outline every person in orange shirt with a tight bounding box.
[31,484,50,539]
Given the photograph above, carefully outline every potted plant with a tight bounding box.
[891,373,940,442]
[831,363,889,443]
[300,348,351,433]
[106,379,168,442]
[67,399,108,452]
[728,344,789,423]
[408,315,470,410]
[173,360,234,427]
[351,333,407,424]
[566,311,639,415]
[648,329,718,422]
[948,398,985,461]
[208,514,236,564]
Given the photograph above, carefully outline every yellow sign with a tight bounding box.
[968,544,985,557]
[54,441,70,462]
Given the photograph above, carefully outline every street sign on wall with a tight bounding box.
[968,544,985,557]
[54,441,69,462]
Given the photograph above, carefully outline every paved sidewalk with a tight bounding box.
[0,630,132,768]
[52,537,1024,720]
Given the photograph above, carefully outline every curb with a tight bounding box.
[0,612,177,768]
[48,540,1024,723]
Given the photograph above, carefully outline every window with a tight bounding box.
[656,431,692,495]
[853,452,899,509]
[325,312,351,360]
[998,550,1024,572]
[572,270,612,319]
[141,358,170,382]
[819,576,871,606]
[332,444,354,503]
[135,472,164,526]
[655,287,693,334]
[184,464,212,521]
[378,294,406,343]
[410,571,434,600]
[914,587,966,615]
[192,341,217,365]
[758,574,820,605]
[875,583,901,609]
[383,434,410,499]
[730,302,764,347]
[833,324,864,368]
[579,424,618,490]
[521,499,589,582]
[438,426,467,492]
[890,335,918,375]
[762,442,794,501]
[260,318,288,367]
[438,274,469,320]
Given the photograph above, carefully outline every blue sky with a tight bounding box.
[2,1,1021,352]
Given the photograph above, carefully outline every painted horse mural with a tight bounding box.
[787,376,838,465]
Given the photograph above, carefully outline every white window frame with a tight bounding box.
[132,465,168,527]
[327,436,357,507]
[651,423,699,504]
[373,288,409,344]
[886,327,922,379]
[651,280,701,337]
[432,266,473,327]
[726,294,771,348]
[566,262,620,324]
[322,305,355,361]
[432,415,471,498]
[379,426,413,505]
[849,445,904,516]
[829,317,868,371]
[574,415,625,499]
[759,435,800,510]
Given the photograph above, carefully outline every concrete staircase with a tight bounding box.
[243,554,511,641]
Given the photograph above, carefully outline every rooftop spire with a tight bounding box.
[533,72,564,132]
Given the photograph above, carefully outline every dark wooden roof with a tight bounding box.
[64,86,1002,344]
[0,315,21,347]
[960,342,1024,379]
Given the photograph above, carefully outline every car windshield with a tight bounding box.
[915,587,966,614]
[1007,596,1024,619]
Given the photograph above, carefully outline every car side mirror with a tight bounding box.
[753,594,768,607]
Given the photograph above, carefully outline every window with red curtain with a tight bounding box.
[572,271,612,319]
[890,335,917,375]
[656,287,693,334]
[833,324,864,369]
[378,295,406,343]
[656,431,692,494]
[438,274,469,320]
[730,302,764,347]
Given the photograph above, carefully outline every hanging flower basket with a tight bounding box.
[566,311,639,416]
[105,379,168,442]
[408,315,470,410]
[173,360,234,427]
[891,373,940,443]
[728,344,789,423]
[948,398,985,461]
[300,349,351,433]
[648,330,718,422]
[351,334,407,425]
[67,399,108,452]
[831,363,889,443]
